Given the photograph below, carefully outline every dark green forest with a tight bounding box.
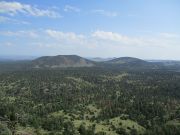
[0,56,180,135]
[0,68,180,135]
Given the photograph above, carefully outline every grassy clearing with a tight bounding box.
[66,77,94,87]
[101,73,128,82]
[166,119,180,126]
[73,120,118,135]
[16,126,36,135]
[109,117,145,134]
[16,126,49,135]
[47,106,145,135]
[84,104,101,119]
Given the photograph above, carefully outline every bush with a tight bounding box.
[0,123,11,135]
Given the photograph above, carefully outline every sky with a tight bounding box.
[0,0,180,59]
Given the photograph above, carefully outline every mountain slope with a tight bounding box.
[100,57,161,70]
[31,55,95,68]
[106,57,147,64]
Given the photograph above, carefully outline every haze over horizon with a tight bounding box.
[0,0,180,60]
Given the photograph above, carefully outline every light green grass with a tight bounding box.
[16,126,50,135]
[166,119,180,126]
[84,104,101,119]
[109,117,145,134]
[73,120,118,135]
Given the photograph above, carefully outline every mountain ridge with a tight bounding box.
[31,55,95,68]
[2,55,180,72]
[105,57,147,64]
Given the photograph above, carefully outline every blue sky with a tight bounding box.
[0,0,180,59]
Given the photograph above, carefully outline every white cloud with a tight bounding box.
[91,30,180,48]
[1,29,180,48]
[46,29,85,44]
[92,9,118,17]
[0,16,29,24]
[0,1,61,18]
[1,29,180,59]
[2,29,178,48]
[0,30,38,38]
[64,5,80,12]
[92,30,143,45]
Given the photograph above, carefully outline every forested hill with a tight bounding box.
[31,55,155,69]
[105,57,147,64]
[31,55,95,68]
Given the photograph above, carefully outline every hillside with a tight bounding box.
[98,57,161,70]
[0,55,180,73]
[31,55,95,68]
[106,57,147,64]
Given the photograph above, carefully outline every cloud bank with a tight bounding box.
[1,29,180,59]
[0,1,61,18]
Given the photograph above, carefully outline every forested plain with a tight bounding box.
[0,64,180,134]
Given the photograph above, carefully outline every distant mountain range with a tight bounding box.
[31,55,150,69]
[1,55,180,72]
[30,55,161,70]
[147,60,180,66]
